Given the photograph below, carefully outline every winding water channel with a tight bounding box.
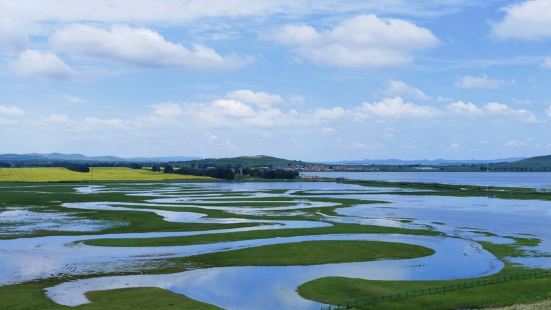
[1,181,550,309]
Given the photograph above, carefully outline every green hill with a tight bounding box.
[506,155,551,169]
[180,155,313,168]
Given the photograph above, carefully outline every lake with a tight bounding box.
[301,171,551,189]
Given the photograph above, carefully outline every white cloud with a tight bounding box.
[455,75,508,89]
[543,57,551,68]
[82,117,125,129]
[212,99,256,118]
[0,21,29,52]
[44,114,72,124]
[62,94,87,104]
[271,14,438,68]
[226,90,283,108]
[493,0,551,40]
[0,105,25,116]
[547,105,551,118]
[505,139,528,148]
[241,108,296,127]
[50,24,250,70]
[321,127,336,134]
[448,101,537,123]
[43,114,126,130]
[484,102,537,123]
[355,97,439,119]
[11,49,74,79]
[151,102,183,117]
[0,118,18,126]
[383,80,430,100]
[0,1,486,24]
[446,101,483,116]
[312,107,347,121]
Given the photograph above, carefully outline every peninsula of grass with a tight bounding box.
[0,280,220,310]
[0,167,213,182]
[298,272,551,310]
[84,222,440,247]
[174,240,434,267]
[297,239,550,310]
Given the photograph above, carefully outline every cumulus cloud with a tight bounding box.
[151,102,183,117]
[493,0,551,40]
[0,104,24,126]
[0,21,29,52]
[0,118,18,126]
[355,97,439,119]
[226,90,283,108]
[43,114,126,130]
[61,94,87,104]
[270,14,438,68]
[0,1,485,24]
[447,101,483,116]
[447,101,537,123]
[312,107,347,122]
[11,49,74,79]
[455,75,508,89]
[383,80,430,100]
[484,102,537,123]
[505,139,528,148]
[50,24,250,69]
[0,105,25,116]
[160,90,302,128]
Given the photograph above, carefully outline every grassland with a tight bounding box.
[0,280,220,310]
[0,167,213,182]
[298,272,551,310]
[173,240,434,267]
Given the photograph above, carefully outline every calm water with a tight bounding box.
[302,171,551,189]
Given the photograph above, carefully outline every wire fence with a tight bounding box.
[320,270,551,310]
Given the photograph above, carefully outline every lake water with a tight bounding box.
[301,171,551,189]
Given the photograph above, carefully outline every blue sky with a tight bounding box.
[1,0,551,161]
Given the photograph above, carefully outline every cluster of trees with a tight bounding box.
[58,163,90,172]
[241,167,299,179]
[174,166,235,180]
[169,165,299,180]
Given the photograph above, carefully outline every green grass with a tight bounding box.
[173,240,434,268]
[297,239,550,309]
[0,167,213,182]
[479,237,541,257]
[0,280,219,310]
[298,273,551,310]
[84,222,440,247]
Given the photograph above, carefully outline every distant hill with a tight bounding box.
[328,158,524,166]
[181,155,312,168]
[0,153,199,163]
[504,155,551,169]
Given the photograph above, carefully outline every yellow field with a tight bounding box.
[0,167,214,182]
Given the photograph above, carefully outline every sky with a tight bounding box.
[1,0,551,161]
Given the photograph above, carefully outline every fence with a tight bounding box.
[320,270,551,310]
